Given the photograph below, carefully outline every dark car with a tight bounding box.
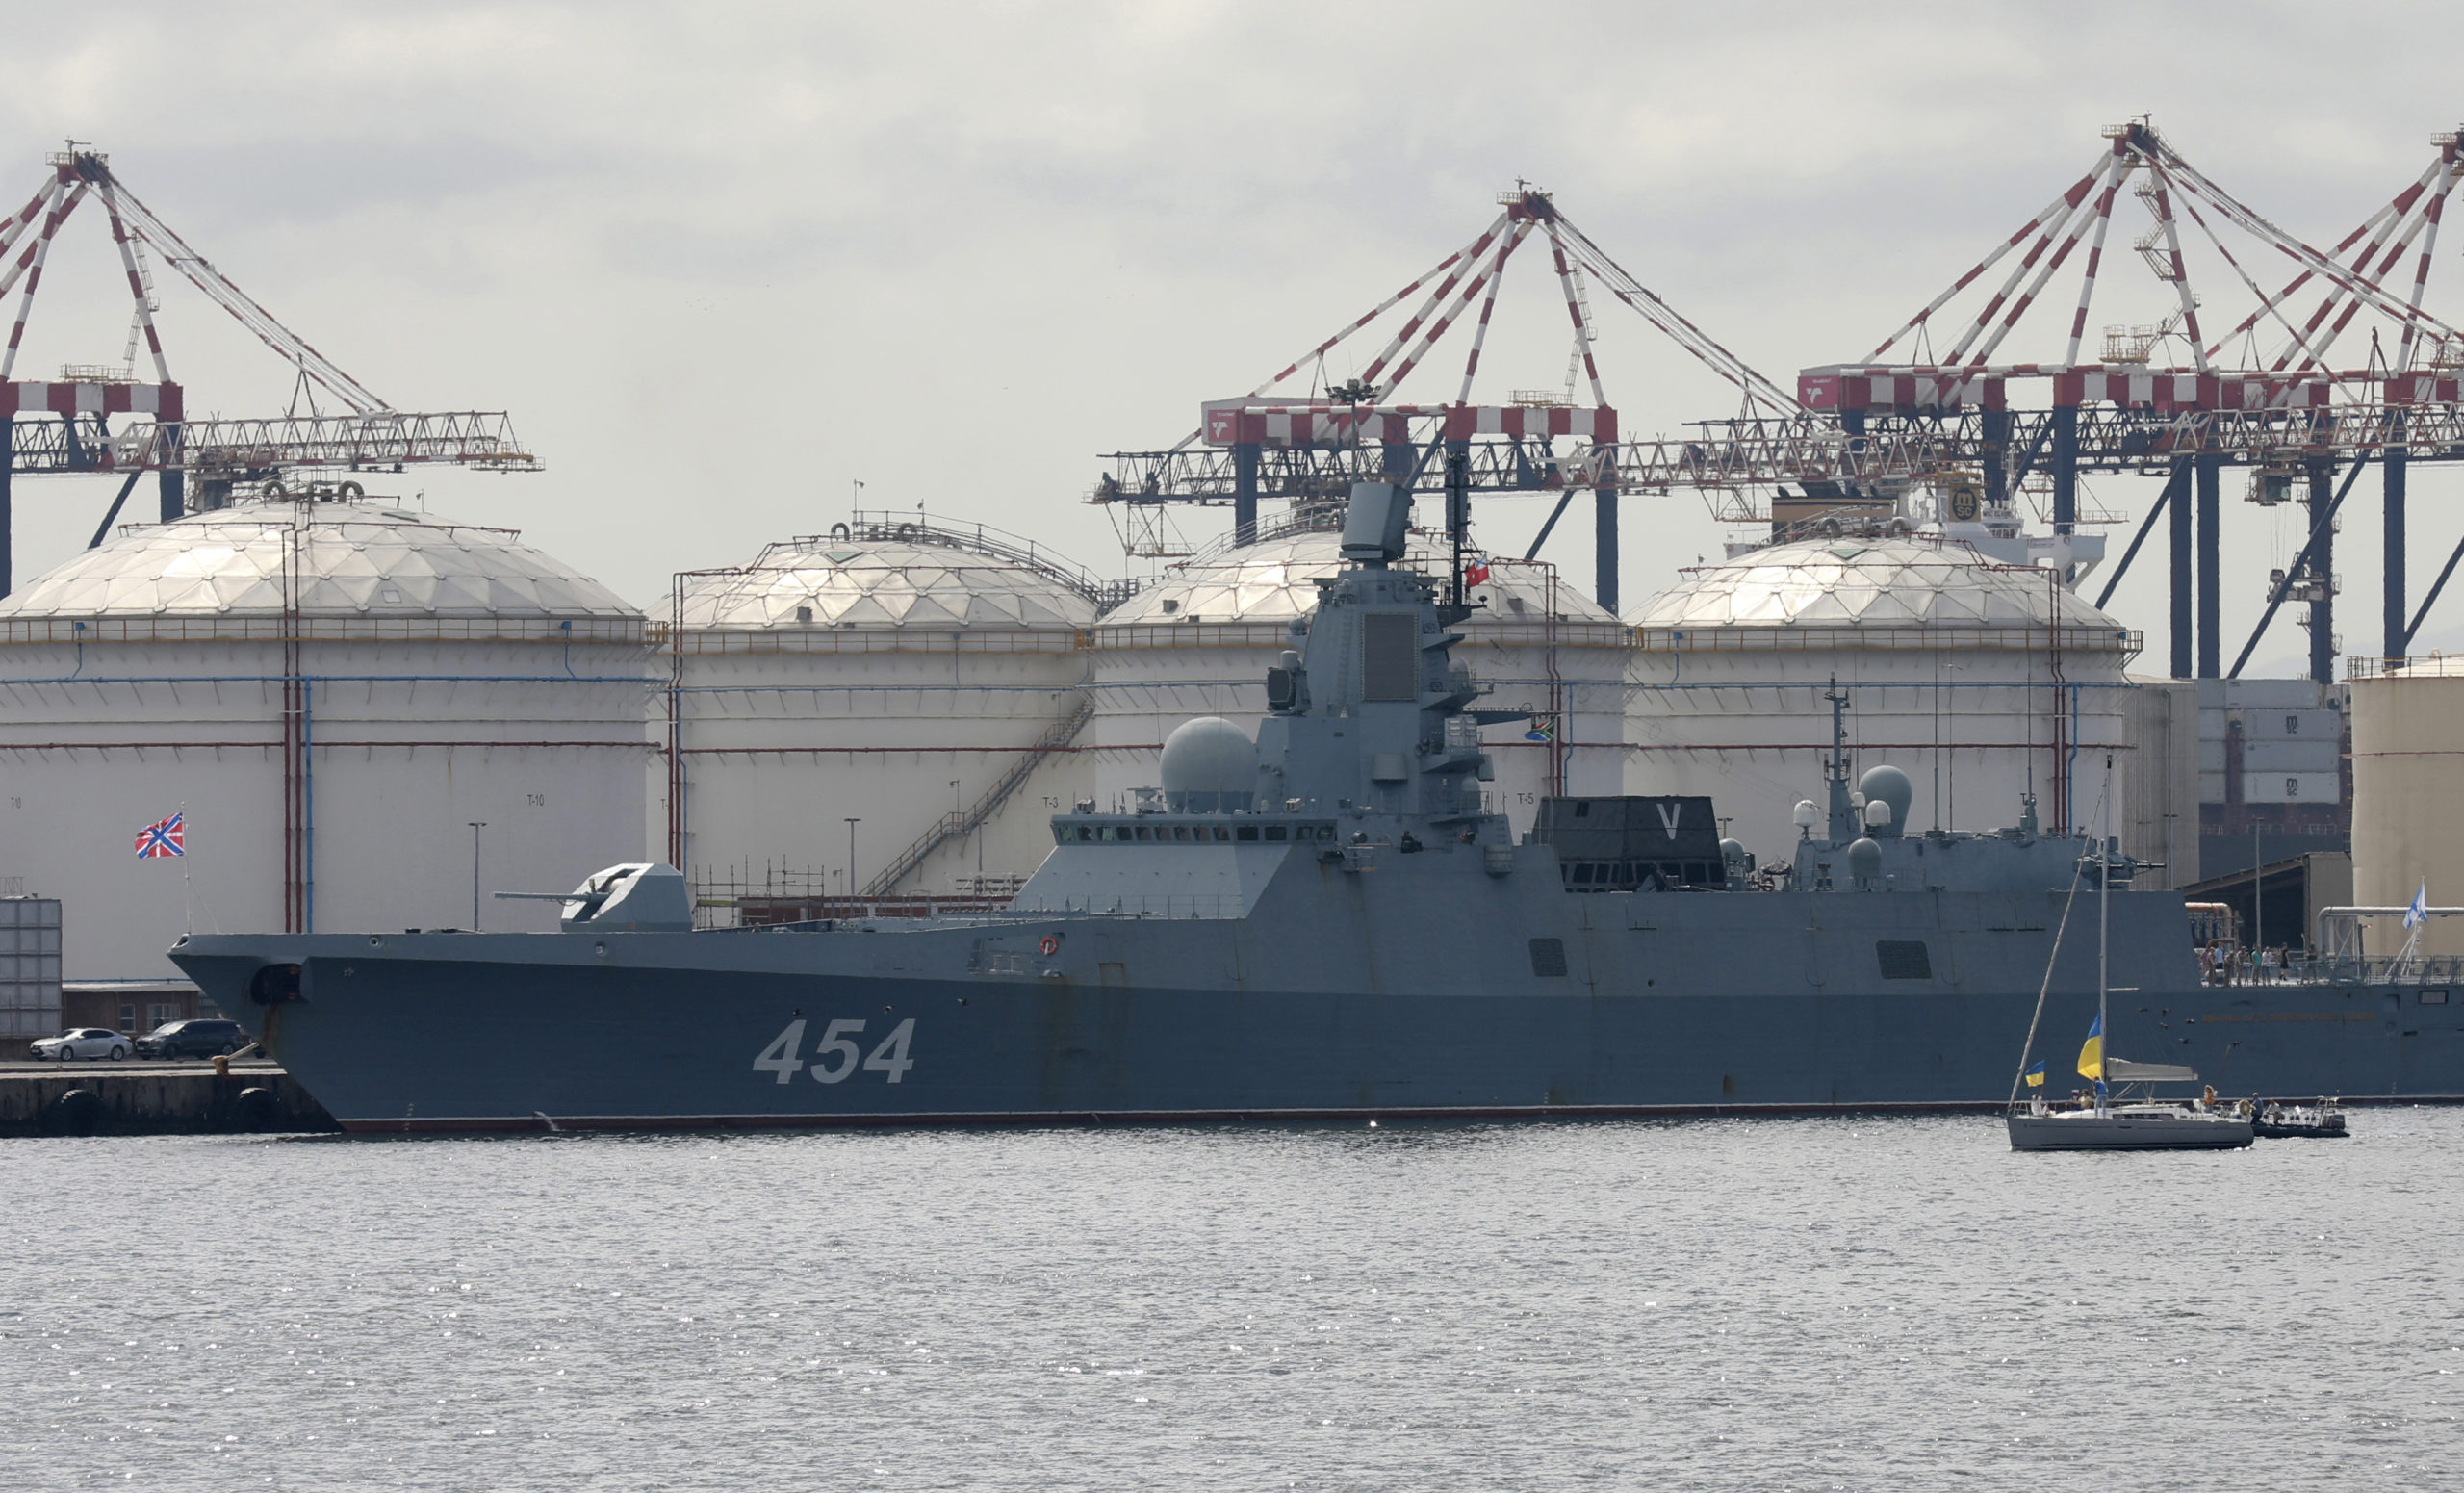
[133,1018,247,1061]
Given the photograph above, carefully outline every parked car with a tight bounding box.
[133,1018,248,1061]
[31,1029,131,1062]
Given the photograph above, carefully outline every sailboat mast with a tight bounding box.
[2098,752,2112,1111]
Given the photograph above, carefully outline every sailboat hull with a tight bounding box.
[2006,1113,2255,1150]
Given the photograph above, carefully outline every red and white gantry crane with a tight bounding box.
[0,144,538,595]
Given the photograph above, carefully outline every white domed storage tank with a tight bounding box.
[1628,536,2143,863]
[664,517,1100,910]
[1091,523,1628,838]
[0,499,656,979]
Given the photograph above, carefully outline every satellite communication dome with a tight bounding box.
[1159,717,1256,811]
[1857,765,1913,839]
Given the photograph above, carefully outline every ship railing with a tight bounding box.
[1014,893,1247,919]
[2203,951,2464,987]
[706,894,1247,930]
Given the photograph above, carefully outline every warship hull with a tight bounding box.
[158,509,2464,1133]
[168,874,2464,1132]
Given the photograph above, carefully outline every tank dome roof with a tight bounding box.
[0,501,639,621]
[1100,528,1618,628]
[1632,536,2128,632]
[678,531,1098,631]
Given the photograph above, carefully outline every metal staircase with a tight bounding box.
[859,697,1093,897]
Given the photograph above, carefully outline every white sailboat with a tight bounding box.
[2006,755,2253,1152]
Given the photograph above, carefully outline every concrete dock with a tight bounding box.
[0,1059,338,1137]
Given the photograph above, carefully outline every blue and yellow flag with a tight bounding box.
[2076,1015,2104,1081]
[2024,1061,2046,1088]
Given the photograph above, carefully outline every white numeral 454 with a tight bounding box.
[753,1020,807,1084]
[752,1017,915,1085]
[861,1019,914,1083]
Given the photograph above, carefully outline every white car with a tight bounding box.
[32,1028,132,1062]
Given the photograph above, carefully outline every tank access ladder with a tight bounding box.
[859,697,1095,897]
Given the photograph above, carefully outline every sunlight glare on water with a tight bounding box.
[4,1112,2458,1489]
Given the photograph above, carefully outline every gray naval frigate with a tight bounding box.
[170,484,2464,1131]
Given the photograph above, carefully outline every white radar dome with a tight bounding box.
[1159,716,1257,811]
[1857,765,1913,839]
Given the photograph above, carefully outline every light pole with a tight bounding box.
[949,779,963,888]
[468,821,486,930]
[845,817,861,901]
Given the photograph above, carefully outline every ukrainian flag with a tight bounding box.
[2076,1015,2104,1081]
[2024,1061,2046,1088]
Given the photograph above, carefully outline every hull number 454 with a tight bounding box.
[753,1018,915,1085]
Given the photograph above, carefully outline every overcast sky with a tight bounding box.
[8,1,2464,676]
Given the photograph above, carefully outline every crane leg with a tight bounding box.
[0,419,12,599]
[2051,406,2078,535]
[2170,455,2194,678]
[2196,452,2221,678]
[2385,446,2407,663]
[1594,483,1619,615]
[90,467,144,548]
[1525,489,1576,561]
[1232,442,1259,546]
[2404,526,2464,648]
[1982,408,2010,509]
[1445,439,1470,541]
[2307,456,2334,685]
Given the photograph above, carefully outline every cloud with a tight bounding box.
[2,0,2461,661]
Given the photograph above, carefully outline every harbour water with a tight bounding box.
[5,1112,2459,1489]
